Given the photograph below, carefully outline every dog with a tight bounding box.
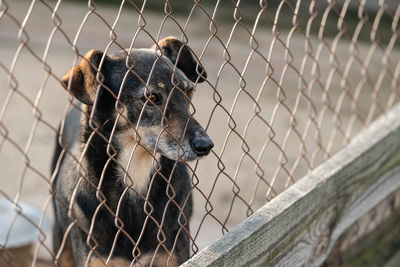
[51,36,213,267]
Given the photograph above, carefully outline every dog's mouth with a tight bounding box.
[147,135,214,162]
[134,125,213,162]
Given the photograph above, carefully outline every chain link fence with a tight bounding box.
[0,0,399,266]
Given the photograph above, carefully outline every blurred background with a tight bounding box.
[0,0,399,265]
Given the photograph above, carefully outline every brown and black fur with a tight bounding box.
[51,37,212,267]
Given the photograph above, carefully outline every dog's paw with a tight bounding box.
[88,253,179,267]
[89,257,131,267]
[133,253,178,267]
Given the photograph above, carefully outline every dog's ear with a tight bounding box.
[61,50,105,105]
[153,36,207,83]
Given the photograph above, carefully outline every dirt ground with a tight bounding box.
[0,1,399,265]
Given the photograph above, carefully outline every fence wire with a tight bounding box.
[0,0,399,266]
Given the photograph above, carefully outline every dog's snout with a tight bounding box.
[192,136,214,156]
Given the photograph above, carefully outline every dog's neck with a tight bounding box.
[80,105,158,196]
[116,130,159,195]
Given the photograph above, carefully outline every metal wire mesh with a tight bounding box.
[0,0,399,266]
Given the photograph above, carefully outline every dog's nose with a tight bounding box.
[192,136,214,156]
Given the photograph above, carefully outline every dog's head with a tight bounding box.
[61,36,213,161]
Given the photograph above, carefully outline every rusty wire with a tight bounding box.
[0,0,399,266]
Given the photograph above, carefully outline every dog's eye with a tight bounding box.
[149,94,158,103]
[187,89,193,98]
[143,93,162,105]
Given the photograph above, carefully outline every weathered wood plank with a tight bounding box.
[325,189,400,266]
[182,103,400,267]
[384,250,400,267]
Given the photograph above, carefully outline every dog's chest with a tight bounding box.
[116,132,158,194]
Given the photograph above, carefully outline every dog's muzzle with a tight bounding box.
[192,136,214,156]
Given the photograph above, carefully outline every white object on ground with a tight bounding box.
[0,198,50,248]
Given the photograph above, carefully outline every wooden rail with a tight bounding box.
[182,103,400,267]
